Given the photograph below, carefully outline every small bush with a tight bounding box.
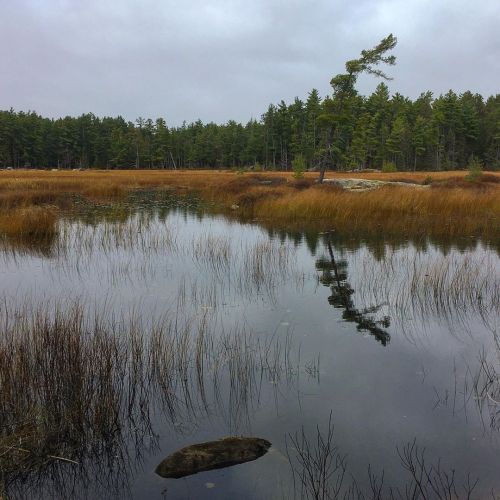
[466,157,483,181]
[381,161,398,173]
[292,155,306,179]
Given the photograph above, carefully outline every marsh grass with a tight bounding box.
[0,206,58,242]
[1,206,495,342]
[287,417,481,500]
[0,173,498,497]
[176,234,300,307]
[470,334,500,432]
[27,218,301,305]
[0,170,498,241]
[0,299,298,496]
[251,184,499,241]
[193,234,232,279]
[341,244,500,339]
[2,208,494,339]
[62,215,179,255]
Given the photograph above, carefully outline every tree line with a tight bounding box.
[1,63,499,172]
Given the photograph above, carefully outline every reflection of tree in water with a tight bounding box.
[316,239,391,346]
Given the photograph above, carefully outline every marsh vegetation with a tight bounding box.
[0,170,499,243]
[0,178,499,499]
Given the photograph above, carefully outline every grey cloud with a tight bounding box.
[1,0,498,125]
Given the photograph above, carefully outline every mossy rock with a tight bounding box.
[155,437,271,478]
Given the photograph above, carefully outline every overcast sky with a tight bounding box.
[1,0,499,125]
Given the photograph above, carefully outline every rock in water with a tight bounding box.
[155,437,271,478]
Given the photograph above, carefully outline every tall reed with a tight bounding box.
[287,418,482,499]
[0,299,298,496]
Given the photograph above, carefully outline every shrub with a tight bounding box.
[466,156,483,181]
[381,161,398,173]
[292,155,306,179]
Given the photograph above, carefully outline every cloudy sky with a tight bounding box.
[1,0,498,125]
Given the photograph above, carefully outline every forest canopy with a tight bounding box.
[1,86,499,171]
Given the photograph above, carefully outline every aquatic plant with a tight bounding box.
[0,299,298,497]
[0,206,58,242]
[287,417,482,499]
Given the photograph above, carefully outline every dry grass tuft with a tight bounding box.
[0,206,59,242]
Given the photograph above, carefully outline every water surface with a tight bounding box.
[1,195,499,499]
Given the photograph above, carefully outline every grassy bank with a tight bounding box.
[0,169,498,241]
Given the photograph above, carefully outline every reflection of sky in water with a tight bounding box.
[1,205,499,499]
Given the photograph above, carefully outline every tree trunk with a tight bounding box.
[318,164,326,183]
[318,126,334,183]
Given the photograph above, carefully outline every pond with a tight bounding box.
[1,193,499,499]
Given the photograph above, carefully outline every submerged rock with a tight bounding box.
[155,437,271,479]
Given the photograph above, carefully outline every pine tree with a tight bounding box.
[318,34,397,182]
[304,89,322,168]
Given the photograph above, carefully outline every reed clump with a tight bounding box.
[0,299,297,494]
[0,206,59,242]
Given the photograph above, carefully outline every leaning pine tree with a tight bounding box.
[317,34,398,182]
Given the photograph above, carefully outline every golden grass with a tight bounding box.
[249,185,499,238]
[0,169,498,240]
[0,206,58,241]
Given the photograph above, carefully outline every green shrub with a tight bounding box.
[381,161,398,173]
[292,155,306,179]
[465,157,483,181]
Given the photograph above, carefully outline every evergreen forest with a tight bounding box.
[1,84,499,171]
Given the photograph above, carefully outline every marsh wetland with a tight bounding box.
[0,179,499,499]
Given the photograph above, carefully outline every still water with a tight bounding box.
[1,195,499,499]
